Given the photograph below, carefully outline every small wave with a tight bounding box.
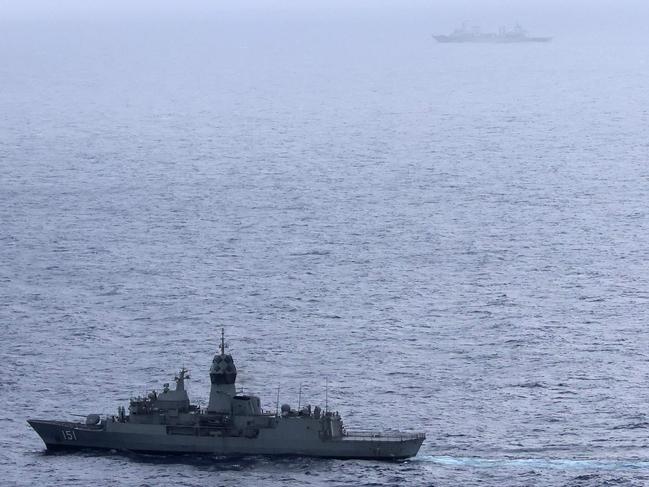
[513,381,547,388]
[612,422,649,430]
[415,455,649,470]
[99,286,120,296]
[578,296,605,302]
[289,250,331,256]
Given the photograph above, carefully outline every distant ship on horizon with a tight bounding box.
[433,24,552,43]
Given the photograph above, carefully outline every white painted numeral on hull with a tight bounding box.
[61,430,77,441]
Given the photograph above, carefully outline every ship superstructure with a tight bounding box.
[434,24,551,43]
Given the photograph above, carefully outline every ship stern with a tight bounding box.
[337,431,426,460]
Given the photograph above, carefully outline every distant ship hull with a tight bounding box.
[433,34,551,43]
[28,419,424,460]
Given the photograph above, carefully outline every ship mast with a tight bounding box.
[208,327,237,413]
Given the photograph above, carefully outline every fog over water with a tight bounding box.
[4,0,649,33]
[2,1,649,486]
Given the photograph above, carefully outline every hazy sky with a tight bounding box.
[1,0,648,38]
[2,0,648,19]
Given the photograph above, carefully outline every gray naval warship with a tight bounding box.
[434,24,551,43]
[28,332,425,460]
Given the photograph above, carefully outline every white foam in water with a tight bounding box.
[416,455,649,470]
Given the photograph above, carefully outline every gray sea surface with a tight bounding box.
[2,9,649,487]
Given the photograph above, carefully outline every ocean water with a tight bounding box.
[2,9,649,486]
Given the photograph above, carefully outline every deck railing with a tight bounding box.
[343,430,426,442]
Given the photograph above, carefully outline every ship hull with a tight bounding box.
[433,35,551,43]
[28,420,424,460]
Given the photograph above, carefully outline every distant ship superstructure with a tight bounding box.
[28,331,425,460]
[434,24,551,43]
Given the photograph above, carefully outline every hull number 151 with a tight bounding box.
[61,430,77,441]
